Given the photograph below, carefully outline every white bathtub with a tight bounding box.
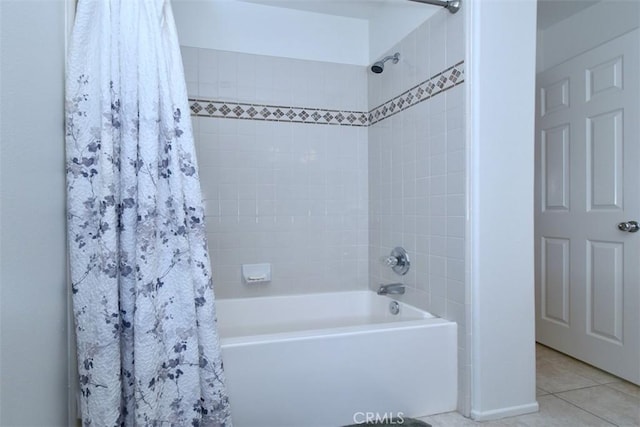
[217,291,457,427]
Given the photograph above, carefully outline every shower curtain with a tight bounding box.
[65,0,231,425]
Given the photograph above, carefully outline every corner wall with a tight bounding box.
[468,0,538,420]
[0,1,68,425]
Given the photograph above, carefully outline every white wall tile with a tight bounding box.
[415,20,430,81]
[446,84,465,109]
[447,237,465,260]
[447,127,465,152]
[447,279,466,305]
[429,111,447,137]
[447,194,465,217]
[431,154,447,176]
[447,171,465,195]
[195,116,368,297]
[400,29,418,91]
[447,149,465,173]
[447,217,465,238]
[447,259,465,283]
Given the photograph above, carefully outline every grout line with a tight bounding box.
[552,386,619,427]
[537,385,552,394]
[552,384,606,394]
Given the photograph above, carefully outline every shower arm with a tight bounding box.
[408,0,460,14]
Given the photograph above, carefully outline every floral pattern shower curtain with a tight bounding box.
[65,0,231,425]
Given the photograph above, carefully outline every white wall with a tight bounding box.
[468,0,538,420]
[537,0,639,72]
[172,0,442,67]
[0,3,3,420]
[172,0,369,65]
[0,1,68,425]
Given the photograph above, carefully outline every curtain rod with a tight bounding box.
[408,0,461,14]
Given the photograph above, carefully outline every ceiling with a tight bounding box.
[537,0,600,29]
[240,0,602,31]
[238,0,439,21]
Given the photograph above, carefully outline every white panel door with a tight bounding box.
[535,30,640,384]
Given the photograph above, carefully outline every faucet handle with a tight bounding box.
[383,256,399,267]
[382,247,410,276]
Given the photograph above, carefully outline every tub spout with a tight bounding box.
[377,283,405,295]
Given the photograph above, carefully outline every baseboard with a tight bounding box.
[470,402,539,421]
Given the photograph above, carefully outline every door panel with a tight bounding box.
[586,240,623,344]
[542,125,570,211]
[541,237,570,325]
[586,56,622,101]
[535,30,639,385]
[541,77,570,116]
[586,109,623,210]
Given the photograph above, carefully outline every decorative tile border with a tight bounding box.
[189,100,369,127]
[188,60,464,127]
[368,61,464,125]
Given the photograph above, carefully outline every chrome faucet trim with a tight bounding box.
[377,283,405,295]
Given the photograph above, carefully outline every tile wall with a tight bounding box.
[181,47,370,298]
[367,9,469,414]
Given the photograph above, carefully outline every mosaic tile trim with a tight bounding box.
[189,100,369,127]
[369,61,465,126]
[188,60,464,127]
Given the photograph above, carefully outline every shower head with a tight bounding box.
[371,62,385,74]
[371,52,400,74]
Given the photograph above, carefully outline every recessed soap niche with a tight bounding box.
[241,263,272,284]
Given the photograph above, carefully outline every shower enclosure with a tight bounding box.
[174,0,468,421]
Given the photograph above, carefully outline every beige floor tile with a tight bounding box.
[501,395,613,427]
[537,358,599,393]
[419,411,504,426]
[494,395,615,427]
[536,344,567,362]
[421,396,615,427]
[556,385,640,427]
[418,411,471,426]
[606,380,640,399]
[546,354,620,385]
[536,343,620,385]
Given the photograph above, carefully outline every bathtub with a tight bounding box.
[217,291,457,427]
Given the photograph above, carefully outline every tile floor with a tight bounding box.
[418,343,640,426]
